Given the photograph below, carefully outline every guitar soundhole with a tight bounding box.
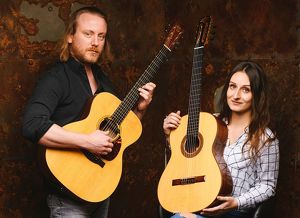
[181,133,203,157]
[99,117,122,161]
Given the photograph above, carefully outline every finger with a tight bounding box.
[168,116,181,124]
[138,86,153,95]
[143,82,156,91]
[164,117,179,127]
[169,112,181,120]
[166,123,179,129]
[202,203,224,212]
[106,142,114,148]
[217,196,229,202]
[105,147,112,153]
[138,91,152,101]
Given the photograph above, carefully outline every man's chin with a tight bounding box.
[83,56,99,64]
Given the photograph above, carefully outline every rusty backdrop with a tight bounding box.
[0,0,299,217]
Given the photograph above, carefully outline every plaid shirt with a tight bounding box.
[223,127,280,211]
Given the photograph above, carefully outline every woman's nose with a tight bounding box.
[233,89,240,99]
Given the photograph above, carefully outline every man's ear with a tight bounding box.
[67,34,73,43]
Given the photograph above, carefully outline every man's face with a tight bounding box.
[67,13,107,64]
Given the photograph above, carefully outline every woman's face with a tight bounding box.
[227,71,253,114]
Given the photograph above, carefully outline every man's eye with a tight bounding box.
[84,32,91,37]
[98,35,105,41]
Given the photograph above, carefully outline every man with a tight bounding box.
[22,6,156,218]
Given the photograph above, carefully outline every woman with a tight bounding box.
[163,61,279,218]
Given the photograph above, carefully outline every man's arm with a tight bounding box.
[39,124,113,155]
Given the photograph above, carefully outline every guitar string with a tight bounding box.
[111,46,168,125]
[110,47,168,127]
[88,47,169,161]
[101,46,169,140]
[186,46,203,187]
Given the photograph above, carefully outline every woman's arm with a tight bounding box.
[236,138,279,209]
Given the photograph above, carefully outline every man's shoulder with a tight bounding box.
[46,60,66,74]
[38,60,68,83]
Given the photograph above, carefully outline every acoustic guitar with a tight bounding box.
[41,24,183,202]
[157,16,232,213]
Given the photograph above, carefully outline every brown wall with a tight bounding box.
[0,0,299,217]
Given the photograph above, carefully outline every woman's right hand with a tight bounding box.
[163,110,181,137]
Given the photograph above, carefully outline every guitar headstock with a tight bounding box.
[195,16,212,48]
[164,24,183,51]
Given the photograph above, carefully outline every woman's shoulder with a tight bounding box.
[260,127,279,150]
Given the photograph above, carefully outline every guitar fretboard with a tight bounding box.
[111,45,170,124]
[186,46,204,145]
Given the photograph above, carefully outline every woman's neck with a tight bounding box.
[229,111,251,129]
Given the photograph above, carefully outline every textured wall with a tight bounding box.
[0,0,299,217]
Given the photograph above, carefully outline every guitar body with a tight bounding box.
[44,92,142,202]
[158,112,231,213]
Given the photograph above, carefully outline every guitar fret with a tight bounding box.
[187,46,204,136]
[112,46,170,124]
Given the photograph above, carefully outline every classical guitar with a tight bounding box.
[41,24,183,202]
[157,16,232,213]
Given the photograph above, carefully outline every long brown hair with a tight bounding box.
[59,6,112,64]
[219,61,274,157]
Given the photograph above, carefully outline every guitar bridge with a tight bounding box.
[172,175,205,186]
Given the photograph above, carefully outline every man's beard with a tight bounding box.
[71,46,101,64]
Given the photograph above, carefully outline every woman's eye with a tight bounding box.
[229,84,236,89]
[242,87,250,93]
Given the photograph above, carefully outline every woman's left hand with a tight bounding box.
[200,196,238,216]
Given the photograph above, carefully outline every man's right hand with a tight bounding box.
[85,130,113,156]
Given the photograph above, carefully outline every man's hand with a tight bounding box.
[85,130,114,156]
[134,82,156,119]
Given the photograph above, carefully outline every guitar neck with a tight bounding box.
[187,46,204,137]
[111,45,171,124]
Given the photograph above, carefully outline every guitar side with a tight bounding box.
[158,112,231,213]
[44,92,142,202]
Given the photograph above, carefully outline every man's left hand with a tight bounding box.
[135,82,156,118]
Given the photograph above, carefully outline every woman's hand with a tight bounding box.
[200,196,238,216]
[163,111,181,138]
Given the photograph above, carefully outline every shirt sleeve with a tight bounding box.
[236,137,279,209]
[22,71,64,143]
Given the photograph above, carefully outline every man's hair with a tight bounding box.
[59,6,111,63]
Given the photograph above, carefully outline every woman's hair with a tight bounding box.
[59,6,112,64]
[219,61,273,157]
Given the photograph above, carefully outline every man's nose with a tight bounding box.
[91,36,99,46]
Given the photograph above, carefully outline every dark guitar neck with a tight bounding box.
[111,45,171,124]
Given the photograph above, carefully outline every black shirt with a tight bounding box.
[22,57,116,143]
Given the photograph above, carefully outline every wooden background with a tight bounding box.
[0,0,299,217]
